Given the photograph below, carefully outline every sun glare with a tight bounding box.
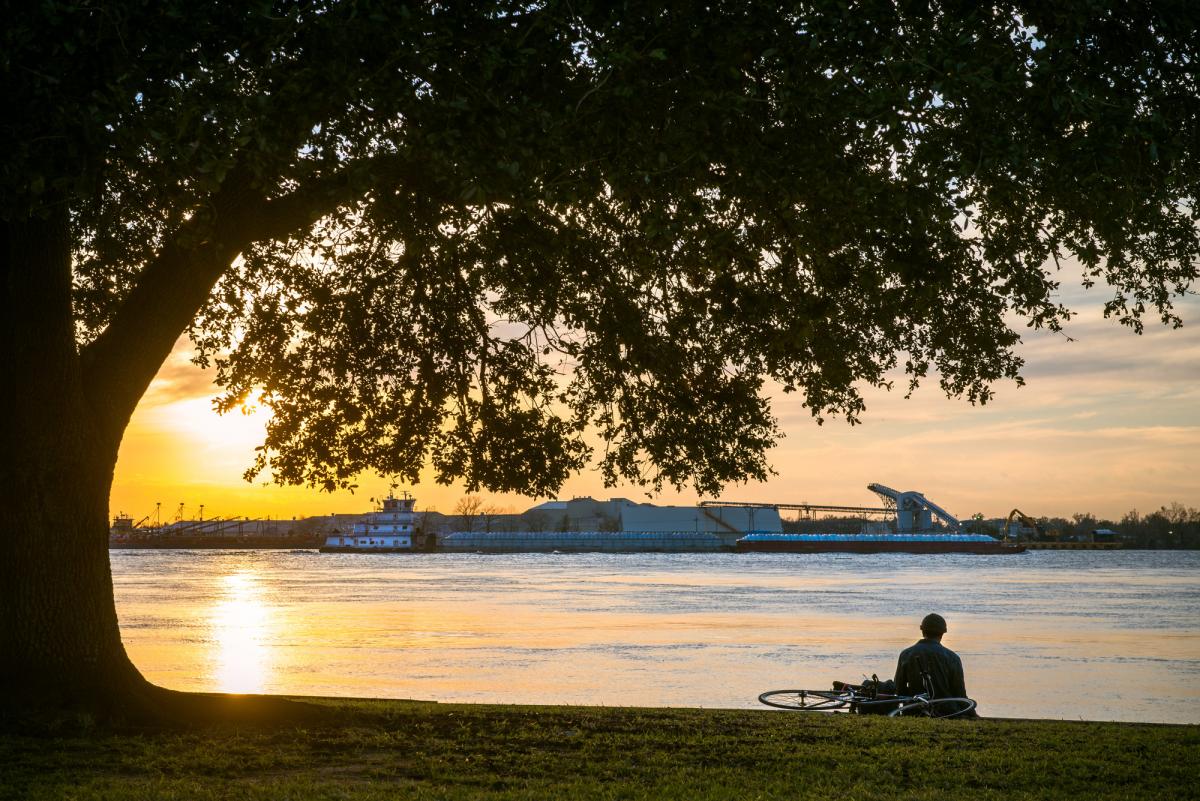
[154,397,268,453]
[209,570,273,694]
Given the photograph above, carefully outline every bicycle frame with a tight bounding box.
[758,669,976,718]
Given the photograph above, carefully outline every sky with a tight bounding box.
[110,275,1200,525]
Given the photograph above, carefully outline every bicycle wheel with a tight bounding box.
[888,697,977,718]
[758,689,850,711]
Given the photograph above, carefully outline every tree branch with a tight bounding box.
[79,163,369,445]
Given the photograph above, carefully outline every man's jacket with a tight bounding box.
[895,638,970,701]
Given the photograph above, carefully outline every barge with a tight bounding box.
[737,533,1026,555]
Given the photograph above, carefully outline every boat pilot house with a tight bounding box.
[321,494,416,553]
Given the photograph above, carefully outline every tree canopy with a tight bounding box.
[7,1,1199,498]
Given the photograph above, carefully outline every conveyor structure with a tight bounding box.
[701,483,962,534]
[866,483,961,532]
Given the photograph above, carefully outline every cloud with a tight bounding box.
[1018,326,1200,382]
[139,337,219,407]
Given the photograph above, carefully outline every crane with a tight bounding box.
[1004,509,1059,541]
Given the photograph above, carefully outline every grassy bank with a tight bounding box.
[2,699,1196,800]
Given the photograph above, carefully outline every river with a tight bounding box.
[111,549,1200,724]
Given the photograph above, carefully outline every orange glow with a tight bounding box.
[111,286,1200,521]
[111,341,473,519]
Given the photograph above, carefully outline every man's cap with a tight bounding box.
[920,613,948,634]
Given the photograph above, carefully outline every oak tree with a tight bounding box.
[2,1,1197,723]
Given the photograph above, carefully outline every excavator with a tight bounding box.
[1003,509,1059,542]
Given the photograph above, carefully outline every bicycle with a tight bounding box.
[758,674,977,719]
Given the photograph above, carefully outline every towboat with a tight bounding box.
[320,492,419,553]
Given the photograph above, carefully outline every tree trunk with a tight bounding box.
[0,439,320,728]
[1,208,324,733]
[0,211,317,729]
[0,210,154,723]
[0,415,155,723]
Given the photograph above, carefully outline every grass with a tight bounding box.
[1,698,1197,800]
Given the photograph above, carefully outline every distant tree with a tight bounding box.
[1173,505,1200,549]
[1143,509,1178,547]
[967,513,1001,538]
[1115,508,1143,545]
[480,503,513,533]
[1043,517,1072,538]
[1161,502,1196,526]
[1112,505,1200,548]
[453,495,486,533]
[4,2,1198,723]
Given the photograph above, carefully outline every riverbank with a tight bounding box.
[3,698,1196,800]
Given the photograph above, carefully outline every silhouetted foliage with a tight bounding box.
[1000,504,1200,547]
[1114,504,1200,548]
[7,1,1199,498]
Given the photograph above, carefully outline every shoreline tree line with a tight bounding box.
[774,503,1200,548]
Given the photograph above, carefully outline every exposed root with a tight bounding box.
[0,666,330,733]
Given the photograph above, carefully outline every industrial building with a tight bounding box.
[520,497,782,547]
[430,496,783,552]
[439,530,726,553]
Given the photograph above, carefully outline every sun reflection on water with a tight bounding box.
[208,570,272,693]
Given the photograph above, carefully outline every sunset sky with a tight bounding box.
[111,272,1200,524]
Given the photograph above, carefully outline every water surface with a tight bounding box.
[112,550,1200,723]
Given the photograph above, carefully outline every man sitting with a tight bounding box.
[895,613,979,718]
